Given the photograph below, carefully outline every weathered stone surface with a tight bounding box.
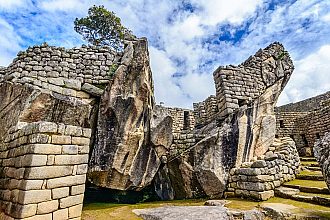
[204,200,230,207]
[314,132,330,190]
[150,105,173,154]
[133,206,265,220]
[261,203,328,220]
[133,206,230,220]
[193,123,238,198]
[88,38,160,190]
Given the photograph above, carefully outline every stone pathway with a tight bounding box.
[275,157,330,206]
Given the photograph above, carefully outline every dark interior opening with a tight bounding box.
[279,120,284,128]
[238,99,246,107]
[290,135,295,140]
[316,133,321,139]
[301,134,308,147]
[183,111,189,130]
[275,135,279,138]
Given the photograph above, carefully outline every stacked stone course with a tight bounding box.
[166,107,195,134]
[0,121,91,220]
[193,95,218,127]
[213,43,293,118]
[0,43,120,99]
[227,137,300,201]
[276,92,330,156]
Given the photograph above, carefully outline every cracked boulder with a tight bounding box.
[314,132,330,191]
[88,38,160,191]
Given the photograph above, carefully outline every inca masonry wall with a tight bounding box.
[0,43,120,99]
[0,42,124,219]
[0,122,91,220]
[213,43,293,119]
[166,107,195,134]
[226,138,300,201]
[276,94,330,156]
[193,95,218,127]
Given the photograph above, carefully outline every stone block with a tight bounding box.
[71,137,90,146]
[69,204,83,218]
[62,145,78,154]
[248,175,275,182]
[19,180,44,190]
[18,190,51,204]
[251,160,267,168]
[28,134,50,144]
[76,164,88,175]
[47,174,86,189]
[37,200,59,214]
[54,155,88,165]
[82,128,92,138]
[236,168,261,176]
[60,194,84,208]
[237,182,266,192]
[81,83,104,96]
[25,166,73,179]
[71,185,85,195]
[8,179,20,190]
[64,78,82,90]
[52,187,69,199]
[36,122,58,133]
[51,135,71,145]
[53,208,68,220]
[24,213,53,220]
[10,203,37,218]
[65,126,82,137]
[30,144,62,155]
[22,154,47,167]
[251,190,274,201]
[78,145,90,154]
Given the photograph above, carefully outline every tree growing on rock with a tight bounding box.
[74,5,133,51]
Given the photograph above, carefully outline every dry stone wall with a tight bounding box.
[166,107,195,134]
[213,42,293,119]
[227,137,300,201]
[276,91,330,112]
[0,43,120,99]
[193,95,218,127]
[276,94,330,156]
[0,122,91,219]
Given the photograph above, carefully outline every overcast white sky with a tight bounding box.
[0,0,329,108]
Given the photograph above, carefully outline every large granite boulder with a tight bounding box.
[88,38,161,190]
[150,105,173,156]
[0,82,96,152]
[314,132,330,190]
[193,122,238,198]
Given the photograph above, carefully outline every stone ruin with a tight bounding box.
[0,38,310,219]
[275,91,330,156]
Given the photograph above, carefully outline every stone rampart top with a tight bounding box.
[276,91,330,112]
[0,42,137,100]
[1,42,121,84]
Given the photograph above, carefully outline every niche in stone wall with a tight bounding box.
[183,111,189,130]
[279,120,284,128]
[238,99,246,107]
[301,134,308,147]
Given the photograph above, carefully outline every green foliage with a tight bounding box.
[276,51,288,60]
[74,5,132,51]
[109,63,118,77]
